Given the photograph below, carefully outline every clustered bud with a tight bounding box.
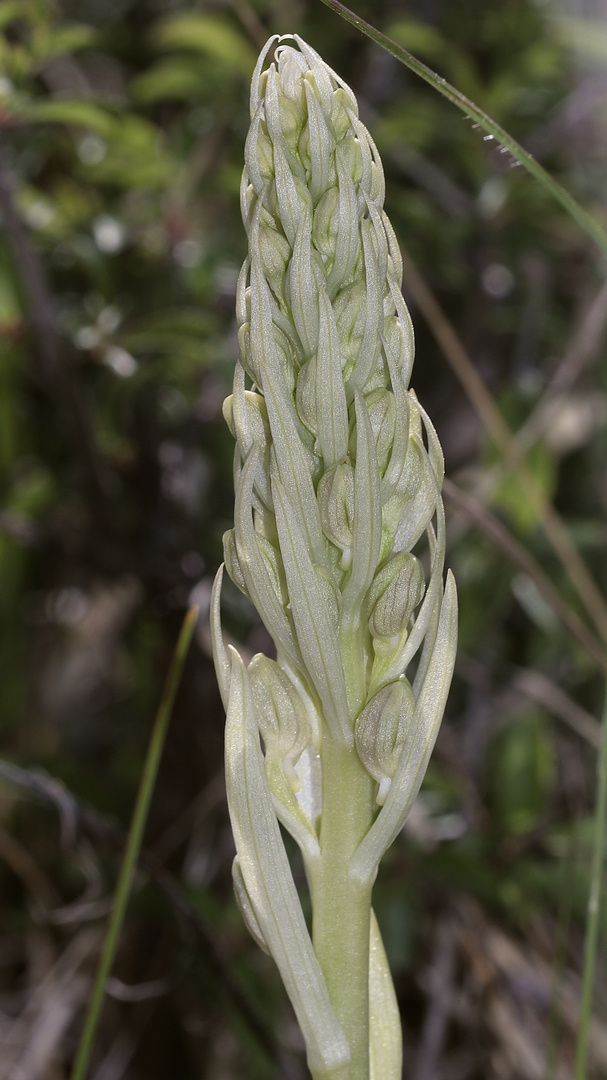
[354,678,416,805]
[216,34,454,795]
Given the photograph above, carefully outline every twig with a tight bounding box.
[0,759,79,847]
[229,0,269,49]
[412,911,459,1080]
[516,276,607,453]
[404,253,607,648]
[457,653,602,750]
[443,478,607,672]
[509,668,601,750]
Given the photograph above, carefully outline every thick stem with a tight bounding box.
[310,735,376,1080]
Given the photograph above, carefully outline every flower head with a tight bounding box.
[211,35,457,1076]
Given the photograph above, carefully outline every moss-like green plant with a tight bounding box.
[211,34,457,1080]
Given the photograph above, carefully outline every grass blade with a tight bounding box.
[70,605,199,1080]
[575,684,607,1079]
[318,0,607,261]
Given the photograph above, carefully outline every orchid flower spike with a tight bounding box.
[211,33,457,1080]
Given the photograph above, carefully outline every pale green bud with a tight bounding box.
[366,552,425,640]
[339,134,363,187]
[317,461,355,557]
[257,533,289,609]
[278,93,304,153]
[295,354,318,435]
[249,653,310,788]
[354,678,416,804]
[224,377,273,509]
[313,564,341,628]
[223,385,270,448]
[331,88,353,141]
[223,528,250,598]
[259,224,291,297]
[365,389,396,476]
[333,282,365,367]
[256,129,274,182]
[311,186,339,259]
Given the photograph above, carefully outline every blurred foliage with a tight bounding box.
[0,0,606,1077]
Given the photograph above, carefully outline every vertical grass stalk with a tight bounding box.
[70,606,198,1080]
[575,684,607,1080]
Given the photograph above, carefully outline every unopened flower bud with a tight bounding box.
[317,461,355,561]
[314,564,341,628]
[257,534,289,609]
[365,389,396,476]
[249,654,310,787]
[312,186,339,258]
[258,224,291,296]
[366,552,424,640]
[223,385,270,447]
[333,283,365,366]
[355,678,416,804]
[223,528,250,597]
[295,355,318,434]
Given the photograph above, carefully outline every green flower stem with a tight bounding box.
[310,734,376,1080]
[70,606,198,1080]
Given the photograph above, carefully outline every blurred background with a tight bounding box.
[0,0,606,1077]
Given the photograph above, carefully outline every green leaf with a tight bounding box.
[555,17,607,66]
[15,98,115,135]
[489,711,556,836]
[121,310,214,360]
[32,25,97,64]
[130,58,206,104]
[0,1,26,31]
[149,13,256,77]
[386,18,481,99]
